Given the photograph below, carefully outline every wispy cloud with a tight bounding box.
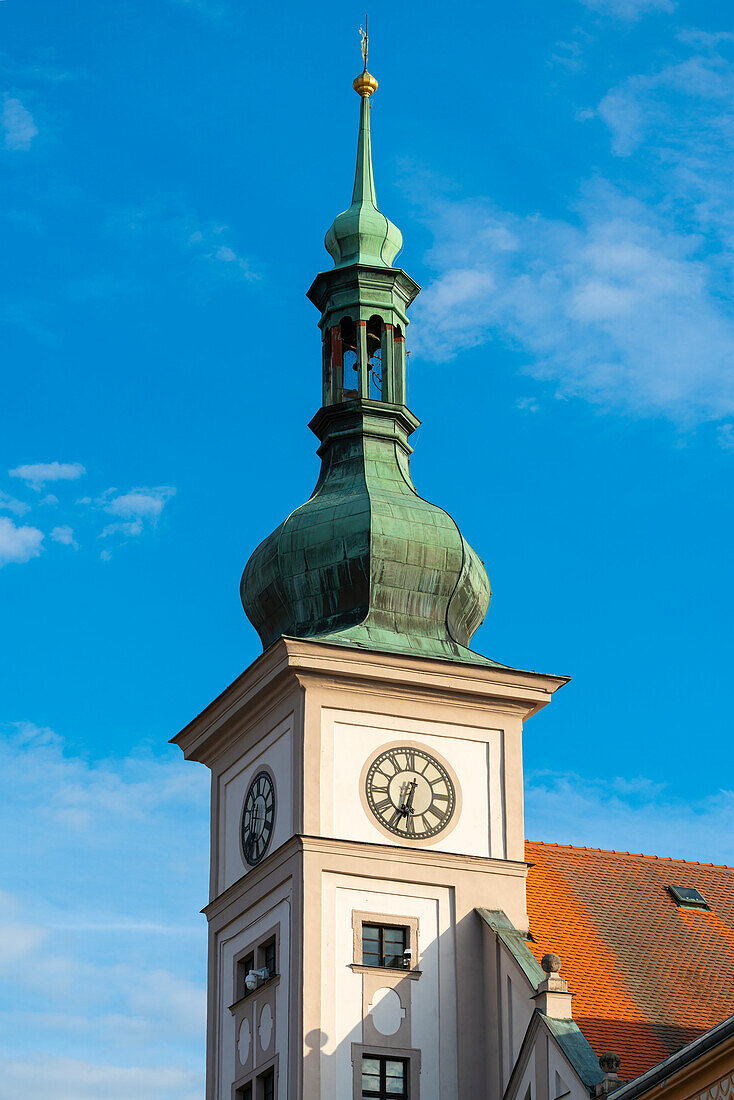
[0,489,30,516]
[526,769,734,864]
[406,33,734,433]
[579,0,674,21]
[0,723,207,1090]
[2,96,38,151]
[95,485,176,544]
[111,202,259,283]
[50,525,78,549]
[0,517,43,567]
[9,461,85,491]
[0,1059,202,1100]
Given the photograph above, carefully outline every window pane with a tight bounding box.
[362,949,381,967]
[386,1059,406,1095]
[262,939,276,977]
[260,1068,274,1100]
[383,929,405,950]
[361,1053,381,1095]
[362,926,380,946]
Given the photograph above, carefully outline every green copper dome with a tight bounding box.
[240,68,496,667]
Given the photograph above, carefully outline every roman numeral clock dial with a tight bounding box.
[365,746,456,840]
[240,770,276,867]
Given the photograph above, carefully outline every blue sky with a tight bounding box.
[2,0,734,1095]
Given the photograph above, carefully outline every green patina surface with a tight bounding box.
[241,402,496,665]
[324,94,403,270]
[240,76,498,666]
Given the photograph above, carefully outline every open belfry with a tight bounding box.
[173,40,734,1100]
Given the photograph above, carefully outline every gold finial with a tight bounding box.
[354,15,378,97]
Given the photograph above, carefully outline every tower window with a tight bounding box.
[367,315,383,400]
[340,316,359,400]
[259,936,277,978]
[258,1067,275,1100]
[236,951,255,1000]
[361,1055,408,1099]
[362,923,408,968]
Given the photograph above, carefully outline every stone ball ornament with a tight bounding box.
[541,952,562,975]
[599,1053,622,1074]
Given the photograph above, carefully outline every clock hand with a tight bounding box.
[400,779,418,817]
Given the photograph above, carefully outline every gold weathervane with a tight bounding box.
[359,16,369,71]
[354,15,378,97]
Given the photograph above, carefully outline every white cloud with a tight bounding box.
[579,0,674,21]
[9,461,86,491]
[526,769,734,864]
[408,35,734,432]
[2,96,38,151]
[412,182,734,424]
[0,489,30,516]
[50,525,78,549]
[0,516,43,566]
[0,1058,202,1100]
[0,724,208,1082]
[97,486,176,541]
[104,487,175,522]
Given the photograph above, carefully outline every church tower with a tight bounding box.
[173,52,566,1100]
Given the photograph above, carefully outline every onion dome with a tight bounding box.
[240,62,497,668]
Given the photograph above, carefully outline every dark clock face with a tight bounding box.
[241,771,275,867]
[365,746,456,840]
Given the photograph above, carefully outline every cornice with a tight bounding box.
[171,636,568,766]
[203,831,530,925]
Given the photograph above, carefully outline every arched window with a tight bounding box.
[340,317,359,401]
[367,315,383,400]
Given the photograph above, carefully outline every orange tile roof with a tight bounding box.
[525,841,734,1082]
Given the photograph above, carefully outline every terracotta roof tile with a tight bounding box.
[525,841,734,1081]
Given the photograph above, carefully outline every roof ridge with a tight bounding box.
[526,838,734,870]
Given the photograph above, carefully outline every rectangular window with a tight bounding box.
[361,1055,408,1099]
[362,924,407,969]
[258,1067,275,1100]
[237,952,255,1000]
[237,1085,252,1100]
[260,937,277,978]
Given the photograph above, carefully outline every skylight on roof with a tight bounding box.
[667,885,710,910]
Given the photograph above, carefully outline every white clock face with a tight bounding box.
[365,745,456,840]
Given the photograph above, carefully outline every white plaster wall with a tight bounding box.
[216,895,291,1100]
[323,709,506,858]
[320,873,458,1100]
[516,1048,535,1100]
[500,954,534,1089]
[547,1037,587,1100]
[219,715,293,891]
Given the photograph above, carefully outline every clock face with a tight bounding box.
[365,745,456,840]
[241,770,275,867]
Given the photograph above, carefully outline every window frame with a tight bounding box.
[351,1044,420,1100]
[231,925,280,1007]
[361,923,408,969]
[351,911,420,976]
